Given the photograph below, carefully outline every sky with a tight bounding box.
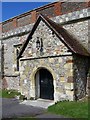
[1,2,50,22]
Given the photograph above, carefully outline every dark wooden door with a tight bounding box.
[39,68,54,100]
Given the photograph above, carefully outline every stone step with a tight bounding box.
[20,99,55,109]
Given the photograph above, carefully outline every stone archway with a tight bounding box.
[35,68,54,100]
[30,65,56,100]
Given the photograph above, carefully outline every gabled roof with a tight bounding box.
[18,14,90,58]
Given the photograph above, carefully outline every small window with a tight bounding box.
[13,44,22,72]
[16,49,19,71]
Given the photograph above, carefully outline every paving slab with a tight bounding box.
[20,99,55,109]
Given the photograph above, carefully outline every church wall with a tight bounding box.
[19,17,89,101]
[2,8,89,50]
[22,20,71,58]
[3,37,18,75]
[52,7,89,51]
[20,55,74,101]
[3,76,20,90]
[19,20,74,101]
[73,55,90,100]
[2,18,89,77]
[0,41,1,77]
[0,3,89,101]
[1,34,28,90]
[63,20,89,50]
[87,66,90,98]
[2,2,89,33]
[2,37,20,90]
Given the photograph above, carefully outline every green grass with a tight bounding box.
[0,89,23,99]
[1,89,89,119]
[48,100,89,118]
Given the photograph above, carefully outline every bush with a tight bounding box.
[0,89,24,99]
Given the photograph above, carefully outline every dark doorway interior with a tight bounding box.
[39,68,54,100]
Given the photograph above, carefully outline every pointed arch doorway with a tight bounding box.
[35,68,54,100]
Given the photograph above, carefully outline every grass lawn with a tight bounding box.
[48,100,89,118]
[0,89,24,99]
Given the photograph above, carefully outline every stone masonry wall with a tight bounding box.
[2,34,29,75]
[2,8,90,52]
[87,65,90,98]
[2,37,21,90]
[22,20,71,58]
[20,20,74,101]
[1,7,89,98]
[63,20,89,50]
[2,76,20,90]
[1,8,89,52]
[20,56,74,101]
[73,55,89,100]
[0,41,1,78]
[3,37,19,74]
[2,2,89,33]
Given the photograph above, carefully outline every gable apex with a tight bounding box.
[18,14,90,59]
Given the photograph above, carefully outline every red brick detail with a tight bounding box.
[36,4,55,18]
[13,18,17,28]
[87,1,90,7]
[2,1,90,33]
[54,2,62,16]
[67,76,73,83]
[36,2,55,12]
[66,59,74,63]
[61,2,88,15]
[2,77,8,89]
[31,11,37,23]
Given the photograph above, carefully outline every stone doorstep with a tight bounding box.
[20,99,55,109]
[37,98,54,102]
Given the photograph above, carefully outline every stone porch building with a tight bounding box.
[0,1,90,102]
